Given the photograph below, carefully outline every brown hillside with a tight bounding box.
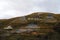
[0,12,60,40]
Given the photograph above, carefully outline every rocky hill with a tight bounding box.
[0,12,60,40]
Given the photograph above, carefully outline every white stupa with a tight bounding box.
[4,25,13,29]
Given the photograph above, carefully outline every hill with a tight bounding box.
[0,12,60,40]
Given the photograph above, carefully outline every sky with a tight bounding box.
[0,0,60,19]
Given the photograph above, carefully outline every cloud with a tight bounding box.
[0,0,60,19]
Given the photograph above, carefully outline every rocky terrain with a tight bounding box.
[0,12,60,40]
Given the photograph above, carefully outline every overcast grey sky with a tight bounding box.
[0,0,60,19]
